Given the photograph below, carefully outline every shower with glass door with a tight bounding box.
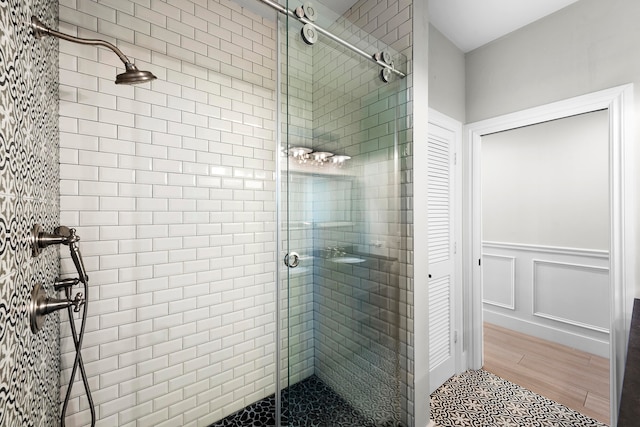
[274,1,410,425]
[2,0,413,425]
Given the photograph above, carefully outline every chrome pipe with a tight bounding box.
[31,16,156,84]
[255,0,406,78]
[32,16,130,64]
[54,277,80,292]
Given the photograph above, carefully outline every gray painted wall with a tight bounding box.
[428,24,465,123]
[465,0,640,297]
[482,110,609,250]
[466,0,640,122]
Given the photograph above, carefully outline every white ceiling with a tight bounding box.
[235,0,581,53]
[428,0,581,52]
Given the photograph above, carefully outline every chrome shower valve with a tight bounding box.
[29,283,85,333]
[29,224,90,333]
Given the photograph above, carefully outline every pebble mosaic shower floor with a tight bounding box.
[209,375,402,426]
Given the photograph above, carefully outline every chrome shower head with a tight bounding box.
[116,63,157,85]
[31,16,157,85]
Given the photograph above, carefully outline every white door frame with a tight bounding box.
[463,84,635,427]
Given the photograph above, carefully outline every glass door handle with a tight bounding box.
[284,252,300,268]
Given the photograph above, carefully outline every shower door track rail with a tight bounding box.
[256,0,407,78]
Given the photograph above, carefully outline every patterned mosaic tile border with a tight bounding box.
[430,369,608,427]
[0,0,60,426]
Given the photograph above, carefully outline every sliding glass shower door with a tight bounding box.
[277,3,410,425]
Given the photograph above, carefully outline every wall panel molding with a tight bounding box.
[481,241,610,357]
[532,259,610,333]
[483,241,609,259]
[482,254,515,310]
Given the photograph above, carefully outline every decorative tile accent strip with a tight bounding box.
[0,0,60,426]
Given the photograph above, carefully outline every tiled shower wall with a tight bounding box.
[309,0,412,422]
[347,0,415,419]
[58,1,278,425]
[0,0,61,425]
[59,0,414,426]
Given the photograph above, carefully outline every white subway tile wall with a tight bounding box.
[59,0,414,425]
[314,15,410,427]
[318,0,413,422]
[341,1,414,421]
[59,1,277,425]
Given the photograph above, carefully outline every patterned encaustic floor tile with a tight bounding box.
[430,369,608,427]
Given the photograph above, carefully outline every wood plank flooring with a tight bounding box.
[483,322,610,425]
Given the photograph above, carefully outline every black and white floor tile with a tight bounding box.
[430,369,608,427]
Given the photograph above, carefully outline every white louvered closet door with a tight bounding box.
[427,122,457,393]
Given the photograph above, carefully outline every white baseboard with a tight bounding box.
[484,310,609,358]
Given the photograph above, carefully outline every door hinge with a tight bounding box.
[453,242,457,254]
[453,153,457,165]
[454,330,458,343]
[478,258,482,266]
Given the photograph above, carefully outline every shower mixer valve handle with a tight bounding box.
[28,223,96,425]
[29,224,90,331]
[29,284,85,332]
[71,292,84,313]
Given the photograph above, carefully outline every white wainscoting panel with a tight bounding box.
[533,260,610,332]
[482,242,610,357]
[482,254,515,310]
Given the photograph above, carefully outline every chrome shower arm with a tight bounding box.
[31,16,155,84]
[31,16,132,67]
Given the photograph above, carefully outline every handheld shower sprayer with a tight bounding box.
[52,226,89,284]
[31,224,88,284]
[30,224,96,427]
[31,16,156,85]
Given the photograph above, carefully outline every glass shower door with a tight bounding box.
[278,2,409,425]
